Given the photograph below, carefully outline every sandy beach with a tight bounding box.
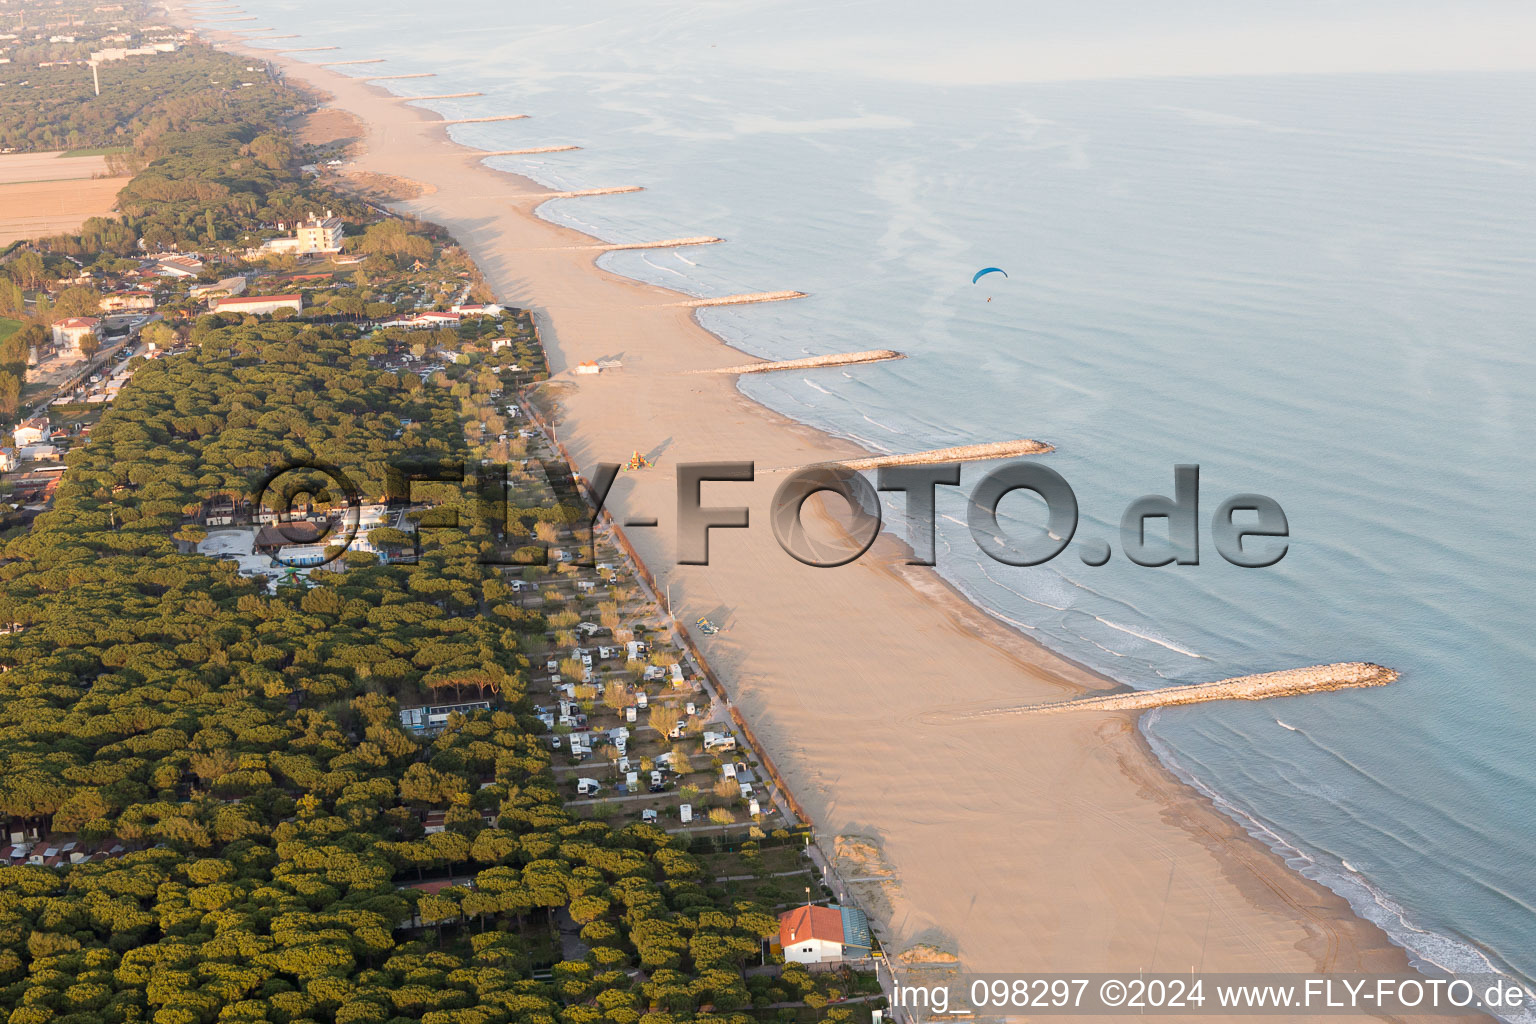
[181,13,1453,1013]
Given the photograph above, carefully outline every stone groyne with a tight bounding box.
[436,114,529,126]
[833,439,1054,471]
[596,236,720,251]
[364,73,436,81]
[677,290,805,308]
[399,92,483,101]
[278,46,337,53]
[696,349,903,375]
[975,662,1400,717]
[510,186,643,200]
[320,58,385,67]
[479,146,580,156]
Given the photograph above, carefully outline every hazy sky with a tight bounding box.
[259,0,1536,83]
[672,0,1536,83]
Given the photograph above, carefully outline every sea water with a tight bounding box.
[231,0,1536,999]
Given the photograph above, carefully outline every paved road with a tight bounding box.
[552,906,588,962]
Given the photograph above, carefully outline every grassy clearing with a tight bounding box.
[61,145,131,158]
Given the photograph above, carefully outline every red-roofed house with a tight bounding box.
[51,317,100,351]
[210,294,303,316]
[12,417,48,448]
[778,905,847,964]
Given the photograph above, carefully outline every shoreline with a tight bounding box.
[179,11,1448,1000]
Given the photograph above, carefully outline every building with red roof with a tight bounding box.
[51,317,100,351]
[210,294,303,316]
[778,904,872,964]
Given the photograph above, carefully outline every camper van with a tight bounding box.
[642,809,659,824]
[679,803,693,824]
[684,701,696,717]
[625,771,639,791]
[739,782,754,801]
[635,692,648,709]
[625,706,637,723]
[748,797,760,817]
[649,770,665,793]
[671,663,685,687]
[576,778,600,796]
[703,730,736,752]
[546,659,558,673]
[721,763,737,780]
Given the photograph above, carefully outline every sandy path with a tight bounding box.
[181,19,1458,1012]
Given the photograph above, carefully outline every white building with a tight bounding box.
[90,42,179,61]
[100,291,155,311]
[399,700,493,733]
[211,294,303,317]
[152,256,203,278]
[274,543,330,566]
[18,444,61,463]
[12,418,48,448]
[190,276,247,300]
[51,317,100,351]
[778,905,872,965]
[261,213,344,256]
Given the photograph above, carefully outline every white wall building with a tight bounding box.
[12,418,48,448]
[211,294,303,317]
[777,905,872,965]
[51,317,99,351]
[262,213,344,256]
